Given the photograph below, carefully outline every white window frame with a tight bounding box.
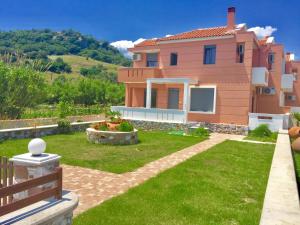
[188,85,217,114]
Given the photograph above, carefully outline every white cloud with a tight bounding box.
[165,34,173,37]
[247,26,277,39]
[110,38,145,58]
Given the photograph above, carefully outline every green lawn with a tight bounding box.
[293,152,300,180]
[0,131,204,174]
[244,133,278,143]
[74,141,274,225]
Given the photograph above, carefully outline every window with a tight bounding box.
[203,45,216,64]
[170,53,178,66]
[236,43,245,63]
[268,52,275,70]
[143,88,157,108]
[146,53,158,67]
[190,87,216,113]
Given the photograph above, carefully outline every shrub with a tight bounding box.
[57,119,71,134]
[250,124,272,137]
[57,100,73,118]
[117,121,134,132]
[191,127,210,137]
[293,112,300,126]
[99,124,109,131]
[91,121,108,131]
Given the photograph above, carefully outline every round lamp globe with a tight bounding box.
[28,138,46,156]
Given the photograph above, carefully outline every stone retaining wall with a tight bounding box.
[0,121,103,141]
[129,120,248,135]
[86,128,138,145]
[0,119,248,141]
[0,114,105,130]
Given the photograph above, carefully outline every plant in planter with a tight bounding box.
[91,109,134,132]
[103,109,123,130]
[87,117,137,145]
[117,121,134,132]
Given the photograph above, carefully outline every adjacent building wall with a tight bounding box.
[255,44,287,114]
[285,61,300,107]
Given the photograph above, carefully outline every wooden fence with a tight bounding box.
[0,156,14,207]
[0,159,62,217]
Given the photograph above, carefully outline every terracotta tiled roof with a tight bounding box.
[134,26,236,47]
[134,39,157,47]
[159,26,235,41]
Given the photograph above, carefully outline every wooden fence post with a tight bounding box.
[0,156,14,206]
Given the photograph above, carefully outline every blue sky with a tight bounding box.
[0,0,299,58]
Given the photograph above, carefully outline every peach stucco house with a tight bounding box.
[112,7,300,131]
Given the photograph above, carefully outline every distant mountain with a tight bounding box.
[0,29,131,66]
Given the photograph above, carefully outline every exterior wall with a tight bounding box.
[122,28,300,125]
[126,32,255,125]
[255,44,287,114]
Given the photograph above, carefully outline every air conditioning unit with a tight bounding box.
[262,87,276,95]
[132,53,141,61]
[293,74,298,81]
[287,95,296,101]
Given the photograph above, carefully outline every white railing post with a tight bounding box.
[146,80,152,109]
[182,82,189,123]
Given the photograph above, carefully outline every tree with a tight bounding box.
[48,57,72,73]
[0,62,46,119]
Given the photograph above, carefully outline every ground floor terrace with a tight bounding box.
[119,78,252,125]
[113,78,291,131]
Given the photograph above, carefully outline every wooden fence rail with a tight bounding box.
[0,156,14,206]
[0,166,62,217]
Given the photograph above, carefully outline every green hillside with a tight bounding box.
[0,29,131,66]
[46,55,119,82]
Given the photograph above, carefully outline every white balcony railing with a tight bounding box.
[111,106,186,123]
[252,67,269,86]
[281,74,294,92]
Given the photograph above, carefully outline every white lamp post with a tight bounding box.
[28,138,46,156]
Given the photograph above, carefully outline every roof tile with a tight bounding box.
[135,26,236,47]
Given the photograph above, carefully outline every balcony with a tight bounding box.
[281,74,294,92]
[118,67,162,83]
[252,67,269,86]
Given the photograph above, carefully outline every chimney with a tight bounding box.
[227,7,235,30]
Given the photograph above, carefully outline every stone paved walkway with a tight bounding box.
[63,133,244,215]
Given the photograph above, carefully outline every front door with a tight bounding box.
[168,88,179,109]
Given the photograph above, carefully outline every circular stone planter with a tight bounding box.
[86,128,138,145]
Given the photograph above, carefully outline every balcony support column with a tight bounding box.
[146,80,152,109]
[182,81,189,123]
